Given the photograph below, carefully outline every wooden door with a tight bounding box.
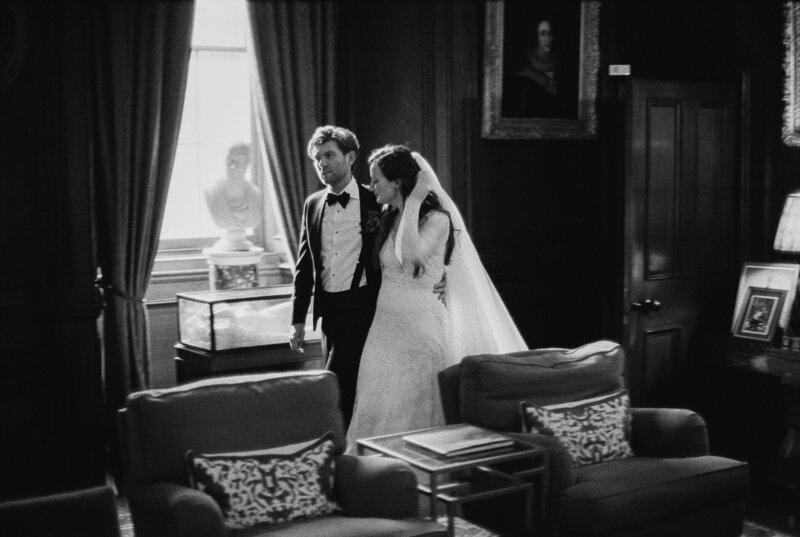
[624,80,738,406]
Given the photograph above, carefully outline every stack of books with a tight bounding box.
[402,424,514,457]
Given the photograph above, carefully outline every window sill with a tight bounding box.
[146,250,290,304]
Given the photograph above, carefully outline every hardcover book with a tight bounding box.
[402,424,514,457]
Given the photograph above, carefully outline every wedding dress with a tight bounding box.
[346,210,451,444]
[346,153,527,448]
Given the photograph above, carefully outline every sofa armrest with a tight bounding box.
[631,408,710,457]
[506,432,575,498]
[128,482,226,537]
[335,454,420,518]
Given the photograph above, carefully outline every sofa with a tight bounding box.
[438,340,750,537]
[119,370,446,537]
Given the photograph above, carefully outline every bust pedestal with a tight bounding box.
[203,246,264,290]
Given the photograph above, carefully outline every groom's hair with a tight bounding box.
[307,125,360,166]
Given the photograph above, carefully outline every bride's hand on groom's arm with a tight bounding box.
[289,323,306,352]
[433,270,447,304]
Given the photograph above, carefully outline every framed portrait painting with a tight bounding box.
[783,1,800,145]
[481,0,600,140]
[733,287,787,342]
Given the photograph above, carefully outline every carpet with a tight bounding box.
[441,520,793,537]
[116,498,792,537]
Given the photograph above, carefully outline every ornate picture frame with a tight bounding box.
[481,0,601,140]
[733,287,787,342]
[783,1,800,145]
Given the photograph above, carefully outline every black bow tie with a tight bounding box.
[326,191,350,208]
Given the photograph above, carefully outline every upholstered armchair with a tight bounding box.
[0,485,121,537]
[119,370,445,537]
[438,340,750,537]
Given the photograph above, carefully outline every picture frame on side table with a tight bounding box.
[481,0,601,140]
[734,287,787,342]
[731,262,800,334]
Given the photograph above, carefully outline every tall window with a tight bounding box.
[159,0,269,252]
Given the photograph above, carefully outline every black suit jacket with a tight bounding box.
[291,181,381,328]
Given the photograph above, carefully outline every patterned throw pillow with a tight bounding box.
[186,432,339,530]
[520,390,633,468]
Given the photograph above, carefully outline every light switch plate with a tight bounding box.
[609,64,631,76]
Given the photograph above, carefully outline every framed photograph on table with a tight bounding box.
[734,287,787,342]
[731,262,800,334]
[481,0,600,140]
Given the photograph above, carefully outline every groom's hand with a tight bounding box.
[433,270,447,305]
[290,323,306,352]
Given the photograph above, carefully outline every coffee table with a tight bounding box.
[357,423,548,536]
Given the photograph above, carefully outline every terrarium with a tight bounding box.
[176,285,319,352]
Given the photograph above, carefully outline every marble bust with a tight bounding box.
[205,143,262,251]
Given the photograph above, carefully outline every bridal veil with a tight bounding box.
[394,152,528,363]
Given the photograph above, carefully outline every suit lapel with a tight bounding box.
[310,193,326,266]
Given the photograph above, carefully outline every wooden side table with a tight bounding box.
[357,424,548,537]
[723,339,800,490]
[174,341,324,383]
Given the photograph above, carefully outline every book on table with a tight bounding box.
[402,424,514,457]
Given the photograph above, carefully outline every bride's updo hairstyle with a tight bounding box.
[369,144,454,275]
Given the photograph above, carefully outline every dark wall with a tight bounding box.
[342,0,790,351]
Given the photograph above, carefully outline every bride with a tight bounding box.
[346,145,527,448]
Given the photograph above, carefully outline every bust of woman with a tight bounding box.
[205,143,263,232]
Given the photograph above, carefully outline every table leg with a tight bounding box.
[775,374,800,490]
[446,502,456,537]
[429,476,438,521]
[524,485,534,534]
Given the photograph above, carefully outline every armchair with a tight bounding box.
[119,370,445,537]
[438,340,750,537]
[0,485,120,537]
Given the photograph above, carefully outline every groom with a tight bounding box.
[289,125,381,426]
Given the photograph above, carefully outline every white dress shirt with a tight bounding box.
[320,178,367,292]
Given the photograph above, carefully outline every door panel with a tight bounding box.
[646,100,681,279]
[625,80,737,406]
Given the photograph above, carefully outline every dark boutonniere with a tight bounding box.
[360,209,381,234]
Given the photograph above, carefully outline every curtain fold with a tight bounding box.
[89,0,193,419]
[247,0,338,261]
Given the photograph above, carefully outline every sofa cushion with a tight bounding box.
[559,455,750,536]
[186,432,339,530]
[124,371,347,485]
[520,390,633,467]
[460,340,625,431]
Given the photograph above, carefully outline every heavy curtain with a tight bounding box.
[247,0,338,261]
[88,0,193,447]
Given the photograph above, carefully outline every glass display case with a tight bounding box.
[176,285,320,352]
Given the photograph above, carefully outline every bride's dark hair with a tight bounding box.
[368,144,454,277]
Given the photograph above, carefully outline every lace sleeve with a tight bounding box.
[398,210,450,266]
[394,162,435,265]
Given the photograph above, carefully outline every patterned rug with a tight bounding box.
[116,498,792,537]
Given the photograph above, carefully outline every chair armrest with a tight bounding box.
[0,485,120,536]
[335,454,420,518]
[631,408,710,457]
[128,482,226,537]
[506,432,575,499]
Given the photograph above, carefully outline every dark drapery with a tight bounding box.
[247,0,338,261]
[88,0,193,438]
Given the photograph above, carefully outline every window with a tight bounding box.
[158,0,279,254]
